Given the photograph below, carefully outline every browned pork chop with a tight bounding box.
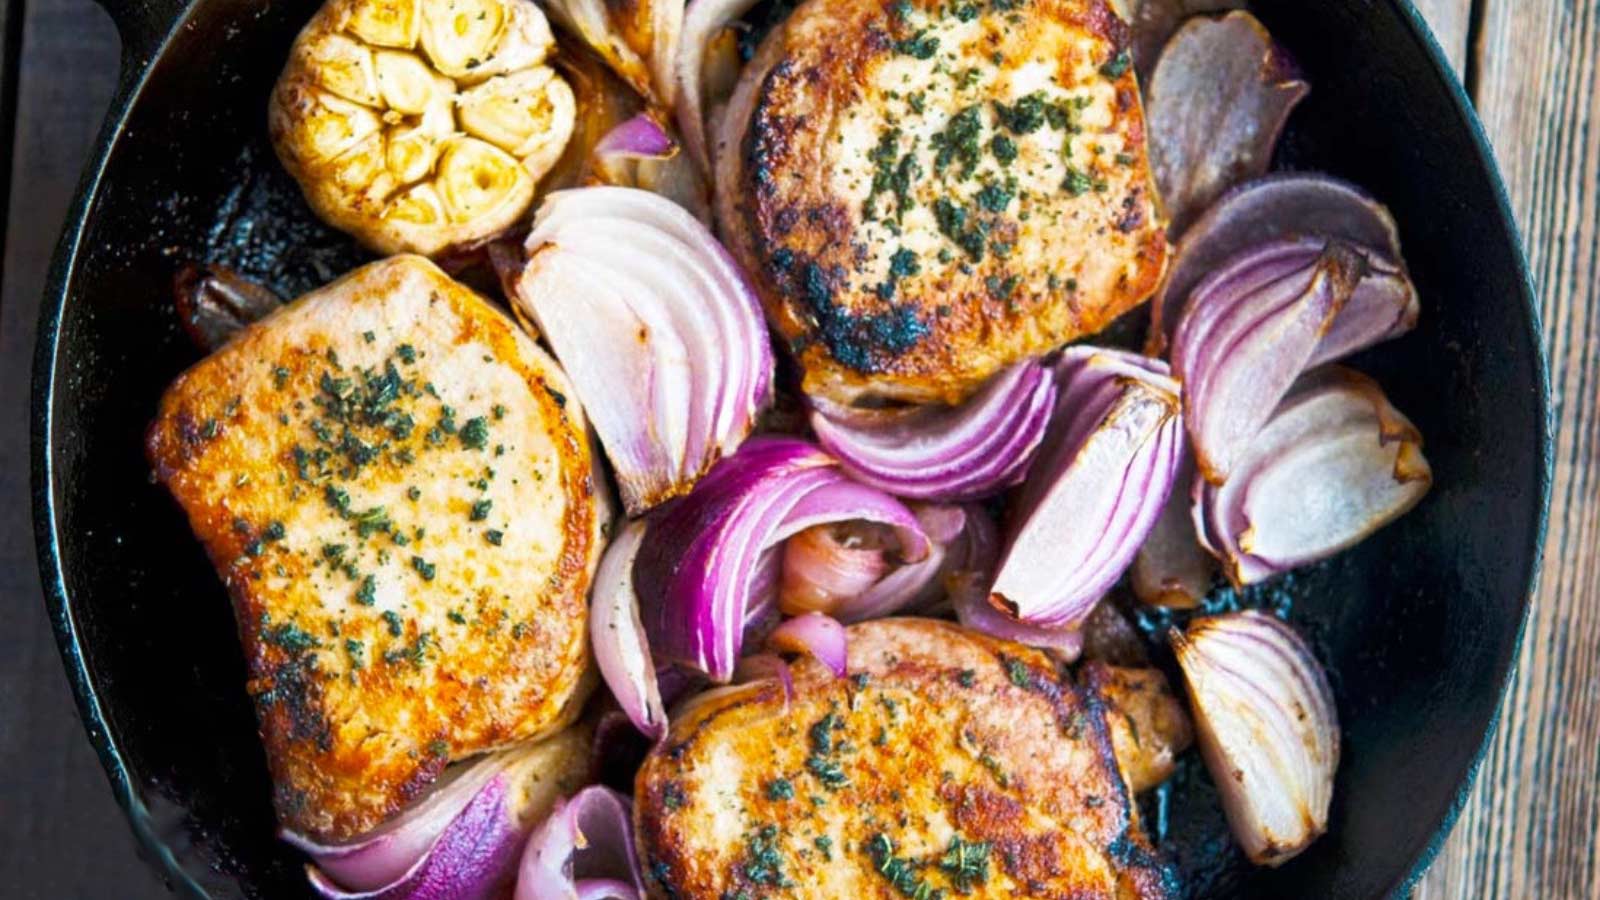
[634,618,1176,898]
[147,255,610,840]
[714,0,1169,405]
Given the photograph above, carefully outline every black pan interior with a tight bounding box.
[34,0,1547,896]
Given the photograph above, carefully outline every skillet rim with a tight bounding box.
[28,0,1553,896]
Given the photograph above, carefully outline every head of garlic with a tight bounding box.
[270,0,576,256]
[1172,610,1340,867]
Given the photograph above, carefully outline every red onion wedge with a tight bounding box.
[590,520,667,740]
[778,522,893,617]
[989,348,1183,629]
[1146,12,1308,235]
[1172,611,1339,866]
[290,726,595,900]
[541,0,682,106]
[1105,0,1246,81]
[1131,453,1213,608]
[674,0,766,174]
[514,186,772,515]
[1194,367,1431,585]
[809,360,1058,502]
[955,574,1085,659]
[632,436,928,681]
[514,786,645,900]
[1147,172,1414,355]
[1173,240,1367,484]
[172,263,283,352]
[766,612,849,677]
[924,502,1089,658]
[590,114,711,222]
[594,113,676,164]
[779,503,976,623]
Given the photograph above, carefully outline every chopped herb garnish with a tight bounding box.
[410,556,437,581]
[932,105,984,176]
[993,91,1048,134]
[459,416,490,450]
[1063,165,1093,196]
[895,29,940,59]
[976,178,1016,212]
[766,778,795,801]
[470,499,493,521]
[1099,49,1131,79]
[865,833,941,899]
[940,835,992,891]
[486,529,505,546]
[740,824,792,887]
[1003,656,1030,687]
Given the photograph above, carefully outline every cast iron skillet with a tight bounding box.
[31,0,1550,895]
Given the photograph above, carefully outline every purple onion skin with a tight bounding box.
[1146,11,1308,235]
[515,787,644,900]
[1173,611,1339,866]
[1175,241,1367,485]
[1192,366,1430,585]
[594,113,677,159]
[307,774,525,900]
[766,612,849,676]
[589,521,666,740]
[633,438,831,679]
[633,437,927,682]
[991,349,1183,629]
[1148,172,1409,356]
[809,360,1058,502]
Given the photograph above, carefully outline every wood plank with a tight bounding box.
[0,0,162,897]
[1413,0,1474,77]
[1415,0,1600,894]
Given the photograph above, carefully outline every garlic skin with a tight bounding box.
[270,0,576,256]
[1173,610,1340,867]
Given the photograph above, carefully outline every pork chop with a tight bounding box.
[714,0,1169,404]
[147,255,610,840]
[634,618,1176,898]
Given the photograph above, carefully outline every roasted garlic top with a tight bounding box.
[270,0,575,256]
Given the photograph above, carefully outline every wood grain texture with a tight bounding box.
[0,0,163,898]
[1413,0,1474,77]
[1415,0,1600,895]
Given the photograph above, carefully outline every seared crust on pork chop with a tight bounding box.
[715,0,1169,404]
[147,256,609,840]
[634,618,1175,898]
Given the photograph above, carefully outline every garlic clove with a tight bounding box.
[327,132,388,193]
[292,89,384,165]
[302,32,382,107]
[455,68,576,177]
[386,183,448,224]
[373,49,441,114]
[1172,610,1339,866]
[345,0,422,49]
[435,137,530,223]
[419,0,509,78]
[385,123,440,184]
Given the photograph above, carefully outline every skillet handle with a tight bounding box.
[92,0,191,70]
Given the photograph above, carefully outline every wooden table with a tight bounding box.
[0,0,1593,895]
